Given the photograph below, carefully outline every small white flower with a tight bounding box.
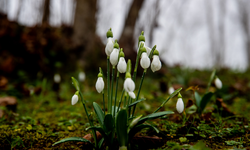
[110,48,119,66]
[176,98,184,113]
[54,74,61,83]
[140,52,150,69]
[78,71,86,82]
[124,78,136,99]
[151,55,162,72]
[95,77,105,93]
[168,86,175,95]
[71,94,79,105]
[214,77,222,89]
[105,38,114,56]
[145,46,151,56]
[117,57,127,73]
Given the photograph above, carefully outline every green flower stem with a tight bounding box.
[123,93,128,108]
[102,91,105,115]
[79,92,97,148]
[117,89,125,112]
[132,50,142,82]
[132,69,147,117]
[107,57,111,114]
[110,66,115,115]
[113,71,119,118]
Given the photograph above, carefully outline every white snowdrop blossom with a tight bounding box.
[95,77,105,93]
[214,77,222,89]
[151,55,162,72]
[145,46,151,56]
[71,94,79,105]
[110,48,119,66]
[140,52,150,69]
[105,38,114,56]
[117,57,127,73]
[176,98,184,113]
[124,78,136,99]
[54,74,61,83]
[78,71,86,82]
[168,86,175,95]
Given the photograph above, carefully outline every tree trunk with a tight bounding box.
[119,0,145,61]
[42,0,50,25]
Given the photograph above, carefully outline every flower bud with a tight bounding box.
[105,38,114,56]
[117,57,127,73]
[214,77,222,89]
[78,71,86,82]
[71,91,79,105]
[140,52,150,69]
[106,28,113,38]
[124,76,136,99]
[151,55,162,72]
[176,98,184,113]
[95,74,105,93]
[110,48,119,66]
[129,115,142,129]
[168,86,175,95]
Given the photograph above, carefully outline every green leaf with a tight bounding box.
[129,124,159,140]
[128,98,146,108]
[154,88,182,113]
[103,114,114,133]
[98,138,105,149]
[206,69,216,92]
[195,91,201,108]
[93,102,105,127]
[52,137,93,147]
[138,111,174,125]
[116,109,128,147]
[71,77,80,91]
[199,92,213,114]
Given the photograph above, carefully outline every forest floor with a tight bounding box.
[0,67,250,150]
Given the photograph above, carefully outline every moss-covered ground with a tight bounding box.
[0,67,250,149]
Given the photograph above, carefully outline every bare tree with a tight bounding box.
[237,0,250,68]
[119,0,145,60]
[42,0,50,25]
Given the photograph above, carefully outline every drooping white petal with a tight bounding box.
[117,57,127,73]
[110,48,119,66]
[214,78,222,89]
[145,46,151,56]
[168,86,175,95]
[140,52,150,69]
[71,94,79,105]
[95,77,105,93]
[151,55,162,72]
[105,38,114,56]
[128,92,136,99]
[54,74,61,83]
[78,71,86,82]
[124,78,135,93]
[137,41,145,53]
[176,98,184,113]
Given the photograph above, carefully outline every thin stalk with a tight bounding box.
[132,51,141,82]
[113,71,119,118]
[79,92,97,148]
[107,57,111,114]
[110,66,115,115]
[117,89,125,112]
[132,69,147,117]
[102,91,105,115]
[123,94,127,108]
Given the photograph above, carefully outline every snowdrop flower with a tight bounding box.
[145,46,151,56]
[168,86,175,95]
[214,77,222,89]
[176,93,184,113]
[105,28,114,56]
[95,73,105,93]
[117,51,127,73]
[140,52,150,69]
[78,71,86,82]
[110,41,119,66]
[54,74,61,83]
[71,91,79,105]
[124,73,136,99]
[151,50,162,72]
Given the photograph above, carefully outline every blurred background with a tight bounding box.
[1,0,250,81]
